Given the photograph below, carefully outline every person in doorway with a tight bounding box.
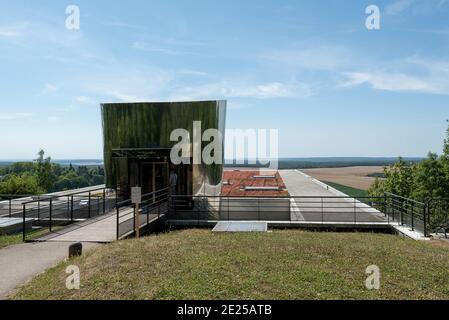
[169,169,178,195]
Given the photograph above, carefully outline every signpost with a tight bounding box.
[131,187,142,238]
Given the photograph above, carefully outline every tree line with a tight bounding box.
[369,121,449,201]
[0,150,104,195]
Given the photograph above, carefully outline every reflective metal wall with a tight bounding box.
[101,101,227,197]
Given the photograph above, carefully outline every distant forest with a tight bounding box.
[225,157,423,169]
[0,151,104,195]
[0,154,425,195]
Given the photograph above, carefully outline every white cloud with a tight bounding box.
[0,24,26,38]
[262,46,352,71]
[385,0,448,15]
[385,0,415,15]
[0,30,19,38]
[47,116,60,122]
[42,84,58,94]
[0,113,33,120]
[170,81,313,100]
[341,71,439,93]
[340,57,449,94]
[131,41,183,55]
[75,96,97,105]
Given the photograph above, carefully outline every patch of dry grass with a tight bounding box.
[10,229,449,300]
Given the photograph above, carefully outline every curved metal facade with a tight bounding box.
[101,101,227,197]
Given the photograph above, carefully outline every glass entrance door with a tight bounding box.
[141,162,169,196]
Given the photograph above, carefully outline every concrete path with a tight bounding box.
[0,241,100,299]
[279,170,386,223]
[279,170,342,196]
[38,213,118,243]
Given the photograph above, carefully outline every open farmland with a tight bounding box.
[302,166,384,190]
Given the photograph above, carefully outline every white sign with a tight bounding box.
[131,187,142,204]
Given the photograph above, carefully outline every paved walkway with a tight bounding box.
[279,170,386,223]
[37,213,118,243]
[0,241,100,299]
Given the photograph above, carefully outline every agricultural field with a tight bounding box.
[302,166,384,190]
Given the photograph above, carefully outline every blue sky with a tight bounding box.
[0,0,448,159]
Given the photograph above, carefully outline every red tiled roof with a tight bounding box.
[221,170,289,196]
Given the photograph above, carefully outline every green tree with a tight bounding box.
[35,150,55,192]
[382,157,415,198]
[412,153,447,201]
[0,174,44,195]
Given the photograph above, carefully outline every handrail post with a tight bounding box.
[22,204,26,242]
[354,198,357,224]
[116,206,119,240]
[70,195,74,222]
[37,198,40,221]
[424,201,429,237]
[103,188,106,214]
[49,199,53,233]
[411,203,415,231]
[321,197,324,223]
[400,199,404,226]
[9,198,12,218]
[88,191,91,218]
[227,197,230,221]
[133,204,136,234]
[67,196,70,221]
[385,194,390,224]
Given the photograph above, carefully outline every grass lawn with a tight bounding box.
[0,233,23,249]
[10,229,449,300]
[321,181,369,198]
[0,227,63,249]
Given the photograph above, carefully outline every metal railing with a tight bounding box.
[11,186,446,242]
[115,187,169,240]
[168,195,389,224]
[384,193,427,235]
[21,186,117,242]
[427,198,449,238]
[0,194,32,218]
